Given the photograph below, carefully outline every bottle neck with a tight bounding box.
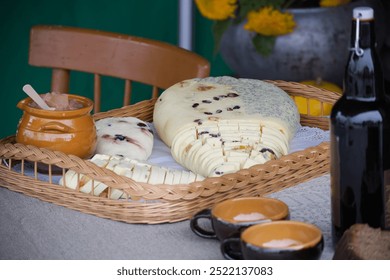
[350,19,376,50]
[344,19,384,100]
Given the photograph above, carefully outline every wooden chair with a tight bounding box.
[28,25,210,112]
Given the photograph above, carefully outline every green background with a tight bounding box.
[0,0,233,138]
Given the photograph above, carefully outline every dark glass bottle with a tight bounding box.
[330,7,390,245]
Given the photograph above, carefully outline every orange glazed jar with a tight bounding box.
[16,94,96,159]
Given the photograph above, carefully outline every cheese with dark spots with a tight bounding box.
[95,117,154,161]
[153,76,300,177]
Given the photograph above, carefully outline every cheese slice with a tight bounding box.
[59,154,204,199]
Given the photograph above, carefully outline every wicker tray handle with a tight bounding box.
[0,137,149,196]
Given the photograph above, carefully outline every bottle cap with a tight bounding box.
[353,7,374,20]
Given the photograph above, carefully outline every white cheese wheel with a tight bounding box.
[153,76,300,177]
[95,117,154,161]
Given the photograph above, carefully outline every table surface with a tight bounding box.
[0,174,334,260]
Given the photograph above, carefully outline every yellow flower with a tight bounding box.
[320,0,351,7]
[244,6,296,36]
[195,0,237,20]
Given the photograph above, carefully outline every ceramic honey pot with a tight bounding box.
[16,94,96,159]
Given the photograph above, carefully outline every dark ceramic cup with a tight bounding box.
[190,197,289,241]
[221,220,324,260]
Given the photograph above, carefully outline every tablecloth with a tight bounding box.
[0,174,333,260]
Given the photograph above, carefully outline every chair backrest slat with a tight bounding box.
[51,68,70,93]
[94,74,101,112]
[124,79,132,107]
[152,86,159,99]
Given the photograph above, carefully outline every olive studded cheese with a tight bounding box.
[153,76,300,177]
[95,117,154,161]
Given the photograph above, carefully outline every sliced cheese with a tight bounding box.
[153,76,300,177]
[59,154,204,200]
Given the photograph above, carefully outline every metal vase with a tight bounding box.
[219,1,384,85]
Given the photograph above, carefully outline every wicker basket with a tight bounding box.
[0,81,339,224]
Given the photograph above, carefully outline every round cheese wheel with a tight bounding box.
[153,76,300,177]
[95,117,154,161]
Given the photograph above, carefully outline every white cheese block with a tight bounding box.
[95,117,154,161]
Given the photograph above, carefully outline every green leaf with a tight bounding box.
[212,19,232,56]
[252,34,276,57]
